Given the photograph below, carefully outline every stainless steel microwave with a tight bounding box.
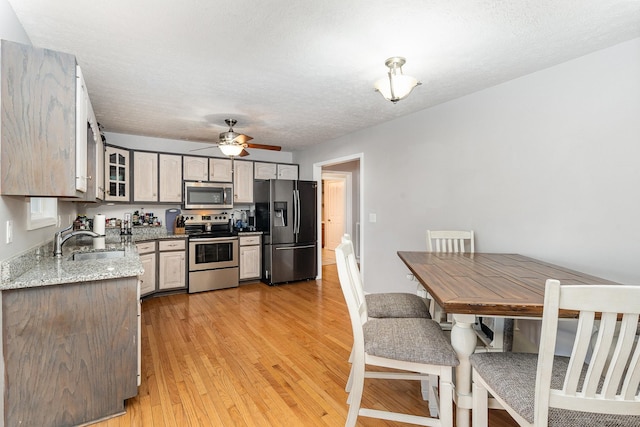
[183,182,233,209]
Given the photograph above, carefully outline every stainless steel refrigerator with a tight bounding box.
[254,179,317,285]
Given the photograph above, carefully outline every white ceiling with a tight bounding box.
[7,0,640,154]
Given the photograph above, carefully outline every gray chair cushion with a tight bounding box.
[366,293,431,319]
[470,352,640,427]
[363,318,459,366]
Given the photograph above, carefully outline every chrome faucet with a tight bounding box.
[53,224,101,258]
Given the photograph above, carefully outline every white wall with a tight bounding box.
[0,0,77,261]
[295,38,640,292]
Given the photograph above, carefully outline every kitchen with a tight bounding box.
[1,1,640,426]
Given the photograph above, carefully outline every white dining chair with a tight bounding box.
[425,230,475,325]
[427,229,475,254]
[470,279,640,427]
[340,234,439,414]
[342,234,431,319]
[335,239,459,426]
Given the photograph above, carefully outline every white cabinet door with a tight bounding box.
[240,244,261,280]
[183,156,208,181]
[233,160,254,203]
[209,158,233,182]
[104,146,130,201]
[159,154,182,202]
[277,164,299,180]
[93,112,105,200]
[159,251,186,290]
[254,162,277,180]
[139,252,156,296]
[75,65,88,192]
[133,151,158,202]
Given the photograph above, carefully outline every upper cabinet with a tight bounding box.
[277,164,299,180]
[1,40,81,197]
[254,162,299,180]
[159,154,182,203]
[209,158,232,182]
[104,146,130,202]
[133,151,158,202]
[183,156,208,181]
[254,162,277,180]
[233,160,254,204]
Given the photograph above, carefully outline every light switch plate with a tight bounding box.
[369,213,377,223]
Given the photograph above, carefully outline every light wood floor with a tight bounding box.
[94,264,518,427]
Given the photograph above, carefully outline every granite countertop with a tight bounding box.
[0,229,188,291]
[236,230,263,236]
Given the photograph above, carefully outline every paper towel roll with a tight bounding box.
[93,214,106,236]
[93,237,105,249]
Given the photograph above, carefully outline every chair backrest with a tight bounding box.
[335,238,368,344]
[427,230,475,253]
[534,279,640,422]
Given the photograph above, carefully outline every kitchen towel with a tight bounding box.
[93,214,106,236]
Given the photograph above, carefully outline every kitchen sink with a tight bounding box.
[71,250,126,261]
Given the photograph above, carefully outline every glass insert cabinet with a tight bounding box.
[105,146,130,201]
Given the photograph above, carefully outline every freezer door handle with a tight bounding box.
[275,244,316,250]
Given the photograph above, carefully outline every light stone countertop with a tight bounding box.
[0,229,188,291]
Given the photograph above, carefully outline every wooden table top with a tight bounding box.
[397,252,620,318]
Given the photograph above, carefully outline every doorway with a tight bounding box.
[313,154,363,278]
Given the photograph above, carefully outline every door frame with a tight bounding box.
[313,153,364,280]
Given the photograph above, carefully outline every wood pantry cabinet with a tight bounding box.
[1,40,83,197]
[158,239,186,290]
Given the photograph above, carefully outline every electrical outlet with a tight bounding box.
[5,220,13,244]
[68,214,73,225]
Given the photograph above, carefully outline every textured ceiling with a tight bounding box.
[7,0,640,153]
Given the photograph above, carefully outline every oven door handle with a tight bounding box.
[275,244,315,250]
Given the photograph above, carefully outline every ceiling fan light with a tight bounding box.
[374,57,421,103]
[219,143,244,157]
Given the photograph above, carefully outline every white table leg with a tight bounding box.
[450,314,477,427]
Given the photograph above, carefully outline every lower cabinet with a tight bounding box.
[0,277,138,426]
[158,240,186,290]
[239,235,261,280]
[136,241,157,296]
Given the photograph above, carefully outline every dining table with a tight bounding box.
[396,251,620,427]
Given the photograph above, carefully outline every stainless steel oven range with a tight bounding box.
[185,212,239,293]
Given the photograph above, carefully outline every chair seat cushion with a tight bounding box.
[365,293,431,319]
[363,318,459,366]
[470,352,640,426]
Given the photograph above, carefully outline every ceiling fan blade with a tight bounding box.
[246,143,282,151]
[239,149,250,157]
[189,145,218,152]
[232,134,253,144]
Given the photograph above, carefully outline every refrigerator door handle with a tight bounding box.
[294,189,301,235]
[275,244,316,250]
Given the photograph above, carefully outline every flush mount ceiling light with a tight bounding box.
[374,57,421,103]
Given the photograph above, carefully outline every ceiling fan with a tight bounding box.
[191,119,282,157]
